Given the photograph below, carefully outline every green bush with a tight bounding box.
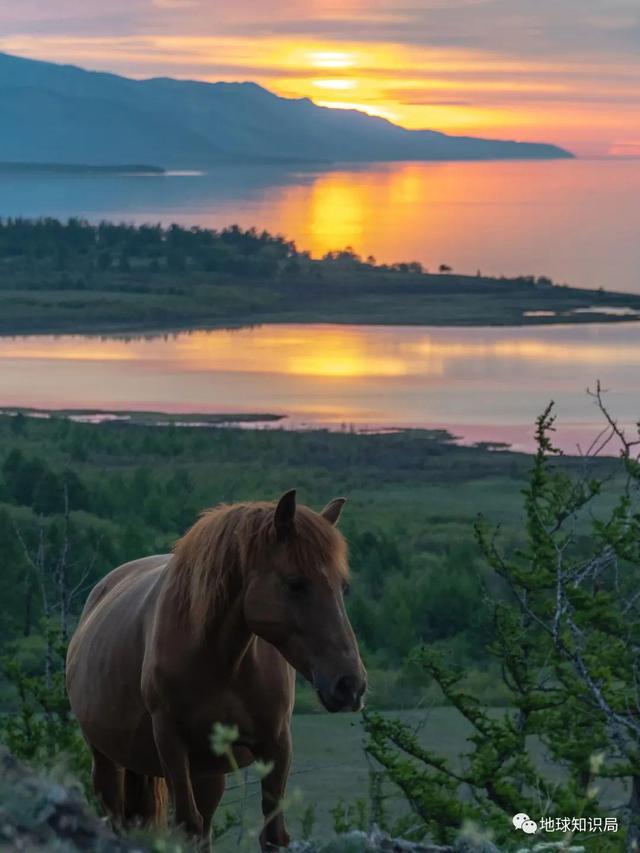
[0,624,90,792]
[364,400,640,851]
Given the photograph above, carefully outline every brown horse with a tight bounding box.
[66,490,366,849]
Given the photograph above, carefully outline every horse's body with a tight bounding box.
[68,553,293,777]
[67,492,366,849]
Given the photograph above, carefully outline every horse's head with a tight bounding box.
[243,490,367,712]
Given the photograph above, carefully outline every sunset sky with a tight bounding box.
[1,0,639,157]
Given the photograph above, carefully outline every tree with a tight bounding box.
[0,492,104,790]
[364,392,640,851]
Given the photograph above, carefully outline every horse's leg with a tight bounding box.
[123,769,157,826]
[91,746,124,824]
[192,772,226,851]
[151,711,204,837]
[258,731,292,851]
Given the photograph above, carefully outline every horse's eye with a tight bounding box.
[284,576,309,594]
[342,582,351,597]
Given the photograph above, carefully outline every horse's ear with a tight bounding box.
[274,489,297,540]
[321,497,346,526]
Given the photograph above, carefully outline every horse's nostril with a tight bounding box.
[332,674,364,708]
[334,674,354,699]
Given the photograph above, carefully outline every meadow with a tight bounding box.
[219,710,475,842]
[220,708,629,844]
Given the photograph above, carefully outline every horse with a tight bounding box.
[66,489,367,849]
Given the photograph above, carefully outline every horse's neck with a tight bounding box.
[156,561,256,679]
[201,593,256,677]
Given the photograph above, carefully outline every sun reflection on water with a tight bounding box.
[2,325,639,378]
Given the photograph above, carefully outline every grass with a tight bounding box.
[2,272,639,336]
[215,709,470,845]
[214,707,629,849]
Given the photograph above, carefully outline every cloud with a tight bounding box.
[0,1,150,38]
[152,0,197,8]
[3,0,639,59]
[207,0,640,60]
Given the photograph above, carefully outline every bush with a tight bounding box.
[364,398,640,851]
[0,625,90,792]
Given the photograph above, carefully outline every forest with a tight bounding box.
[1,218,640,333]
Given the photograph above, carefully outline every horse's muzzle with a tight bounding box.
[316,672,367,713]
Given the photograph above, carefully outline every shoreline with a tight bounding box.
[0,407,286,427]
[0,406,626,459]
[0,310,639,339]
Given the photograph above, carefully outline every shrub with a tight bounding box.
[364,396,640,851]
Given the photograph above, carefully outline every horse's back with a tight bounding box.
[78,554,169,621]
[67,554,170,770]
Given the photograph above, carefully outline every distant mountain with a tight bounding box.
[0,52,574,168]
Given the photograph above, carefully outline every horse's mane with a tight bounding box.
[170,501,348,635]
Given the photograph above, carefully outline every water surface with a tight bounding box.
[1,159,638,293]
[1,322,638,452]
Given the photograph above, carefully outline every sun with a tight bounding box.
[312,79,356,91]
[308,51,354,69]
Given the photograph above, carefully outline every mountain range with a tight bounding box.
[0,51,573,168]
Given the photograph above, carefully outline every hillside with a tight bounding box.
[0,52,573,167]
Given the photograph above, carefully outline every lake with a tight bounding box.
[1,159,639,293]
[1,322,638,453]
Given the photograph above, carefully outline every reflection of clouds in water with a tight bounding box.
[4,324,640,380]
[405,335,640,368]
[1,322,639,452]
